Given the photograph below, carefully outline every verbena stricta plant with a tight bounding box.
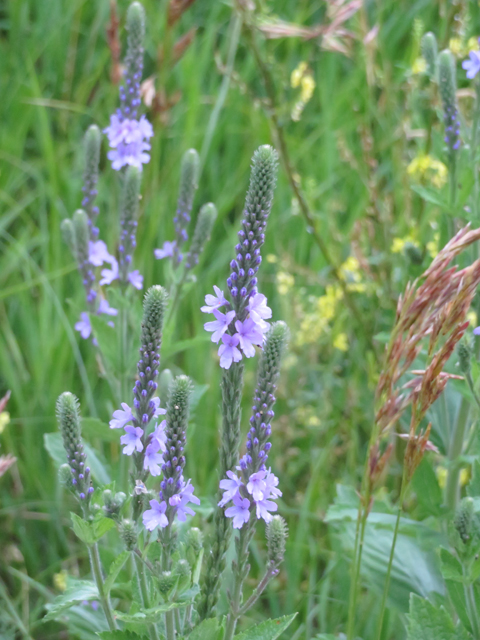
[49,6,295,626]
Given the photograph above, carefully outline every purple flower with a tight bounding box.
[218,333,242,369]
[225,492,251,529]
[235,318,264,358]
[153,419,167,444]
[128,270,143,290]
[254,494,278,523]
[248,293,272,330]
[463,51,480,79]
[169,479,200,522]
[218,470,243,507]
[247,469,267,501]
[143,438,165,476]
[152,398,167,419]
[474,326,480,336]
[100,259,119,286]
[104,115,154,171]
[154,241,176,260]
[264,468,282,500]
[120,425,144,455]
[75,312,92,340]
[201,286,228,313]
[88,240,116,267]
[143,498,168,531]
[109,402,134,429]
[97,299,118,317]
[204,309,236,343]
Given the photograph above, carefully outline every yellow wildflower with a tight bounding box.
[333,333,348,351]
[291,61,308,88]
[468,37,478,51]
[412,57,427,75]
[307,414,321,427]
[468,310,478,328]
[317,285,343,321]
[449,38,467,58]
[0,412,10,435]
[53,570,68,592]
[436,466,470,489]
[300,74,315,103]
[407,154,448,189]
[339,256,367,292]
[391,233,420,254]
[426,231,440,259]
[266,254,278,264]
[276,271,295,295]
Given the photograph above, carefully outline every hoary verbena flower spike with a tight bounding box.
[56,392,93,503]
[439,49,460,156]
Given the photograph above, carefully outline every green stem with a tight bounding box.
[134,554,161,640]
[464,564,480,639]
[238,564,277,616]
[375,482,406,640]
[224,523,255,640]
[88,543,117,631]
[471,81,480,219]
[445,397,470,511]
[165,610,176,640]
[0,580,34,640]
[447,153,457,240]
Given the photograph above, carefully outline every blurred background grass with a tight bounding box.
[0,0,477,638]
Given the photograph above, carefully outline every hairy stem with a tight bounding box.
[88,543,117,631]
[224,522,255,640]
[134,554,161,640]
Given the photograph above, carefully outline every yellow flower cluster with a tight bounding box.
[448,37,478,58]
[426,231,439,259]
[0,411,10,435]
[407,154,448,189]
[276,271,295,295]
[291,61,316,122]
[391,234,420,254]
[339,256,367,293]
[436,466,470,489]
[53,570,68,592]
[412,57,427,75]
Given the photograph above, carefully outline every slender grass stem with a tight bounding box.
[445,397,470,511]
[87,543,117,631]
[134,554,161,640]
[471,81,480,219]
[0,580,34,640]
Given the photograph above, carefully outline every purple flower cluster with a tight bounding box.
[202,287,272,369]
[143,479,200,531]
[104,114,153,171]
[443,104,461,152]
[219,467,281,529]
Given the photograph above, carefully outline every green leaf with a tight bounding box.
[92,517,116,542]
[411,185,449,209]
[98,633,150,640]
[71,513,95,545]
[82,417,119,443]
[114,602,190,625]
[467,460,480,498]
[407,594,470,640]
[233,614,297,640]
[439,547,464,583]
[44,579,98,621]
[104,550,130,594]
[187,618,222,640]
[44,432,111,484]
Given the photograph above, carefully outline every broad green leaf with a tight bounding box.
[82,418,119,443]
[439,548,464,583]
[98,633,150,640]
[71,513,95,545]
[411,185,449,209]
[233,614,297,640]
[412,460,442,517]
[445,579,471,632]
[187,617,222,640]
[114,602,190,624]
[44,580,98,621]
[407,594,470,640]
[104,550,130,594]
[44,432,111,484]
[92,517,116,542]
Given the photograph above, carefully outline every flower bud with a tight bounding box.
[421,32,438,79]
[454,497,475,544]
[266,515,288,566]
[72,209,90,264]
[186,202,217,269]
[185,526,203,553]
[61,219,76,258]
[119,519,137,551]
[141,285,168,347]
[58,464,73,487]
[457,341,471,377]
[158,570,177,597]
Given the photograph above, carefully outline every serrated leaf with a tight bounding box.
[233,614,297,640]
[439,547,464,583]
[97,632,150,640]
[104,551,130,594]
[44,580,98,621]
[186,617,222,640]
[92,517,116,542]
[114,602,190,625]
[71,513,95,544]
[407,594,470,640]
[44,432,111,484]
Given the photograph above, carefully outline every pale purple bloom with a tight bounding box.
[218,470,243,507]
[474,326,480,336]
[204,309,236,343]
[218,333,243,369]
[225,492,251,529]
[247,469,267,501]
[104,114,154,171]
[201,286,228,313]
[109,402,134,429]
[169,479,200,522]
[463,51,480,79]
[143,438,165,476]
[143,498,168,531]
[264,469,282,500]
[75,312,92,339]
[254,495,278,523]
[235,318,264,357]
[134,479,148,495]
[100,259,119,286]
[128,270,143,290]
[248,293,272,330]
[154,241,176,260]
[97,299,118,316]
[152,398,167,419]
[120,425,144,455]
[88,240,116,267]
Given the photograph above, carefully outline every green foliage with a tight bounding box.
[233,614,297,640]
[44,580,99,621]
[406,594,471,640]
